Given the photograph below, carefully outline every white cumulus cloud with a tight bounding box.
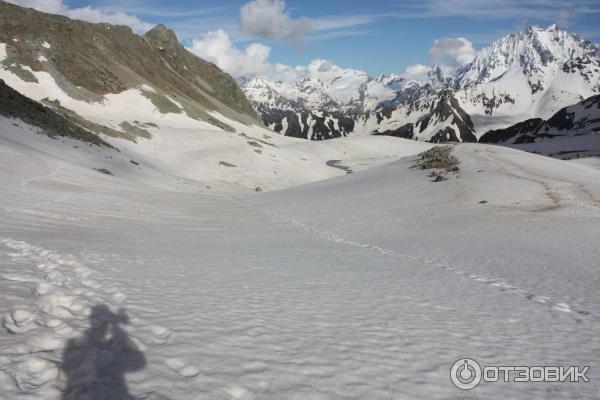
[273,63,307,82]
[305,59,366,82]
[402,64,431,82]
[188,29,273,78]
[402,37,477,83]
[239,0,314,47]
[428,37,476,67]
[186,29,364,84]
[6,0,153,33]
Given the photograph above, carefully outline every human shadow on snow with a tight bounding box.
[61,304,146,400]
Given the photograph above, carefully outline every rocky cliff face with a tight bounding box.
[265,110,355,140]
[143,25,258,120]
[372,91,477,143]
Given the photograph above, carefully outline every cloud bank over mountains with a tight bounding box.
[188,0,394,82]
[189,29,274,78]
[185,0,479,82]
[188,28,477,83]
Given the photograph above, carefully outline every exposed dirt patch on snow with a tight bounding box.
[414,146,460,170]
[413,146,460,182]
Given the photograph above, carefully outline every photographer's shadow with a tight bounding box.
[62,304,146,400]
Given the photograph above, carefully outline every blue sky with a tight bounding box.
[14,0,600,77]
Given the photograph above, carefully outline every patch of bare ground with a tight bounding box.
[413,146,460,182]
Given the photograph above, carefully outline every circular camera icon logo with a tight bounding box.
[450,358,482,390]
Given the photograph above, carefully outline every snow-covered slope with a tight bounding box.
[243,25,600,146]
[0,109,431,193]
[0,2,437,192]
[480,94,600,158]
[2,133,600,399]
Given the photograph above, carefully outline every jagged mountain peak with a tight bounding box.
[417,89,477,143]
[375,73,402,83]
[144,24,180,47]
[454,24,599,89]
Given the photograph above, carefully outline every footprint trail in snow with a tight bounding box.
[0,239,184,398]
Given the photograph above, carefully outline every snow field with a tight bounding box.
[1,137,599,398]
[0,238,186,398]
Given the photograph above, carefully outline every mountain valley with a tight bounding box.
[1,2,600,399]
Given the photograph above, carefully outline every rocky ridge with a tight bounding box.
[0,0,260,141]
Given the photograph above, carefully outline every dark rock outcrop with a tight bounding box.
[0,79,112,147]
[266,110,354,140]
[373,123,415,139]
[479,118,545,144]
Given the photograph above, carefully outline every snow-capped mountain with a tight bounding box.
[238,77,307,114]
[240,66,449,141]
[241,25,600,149]
[238,57,457,114]
[452,24,600,132]
[371,90,477,143]
[454,25,600,91]
[240,70,408,117]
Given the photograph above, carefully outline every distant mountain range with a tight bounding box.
[240,25,600,155]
